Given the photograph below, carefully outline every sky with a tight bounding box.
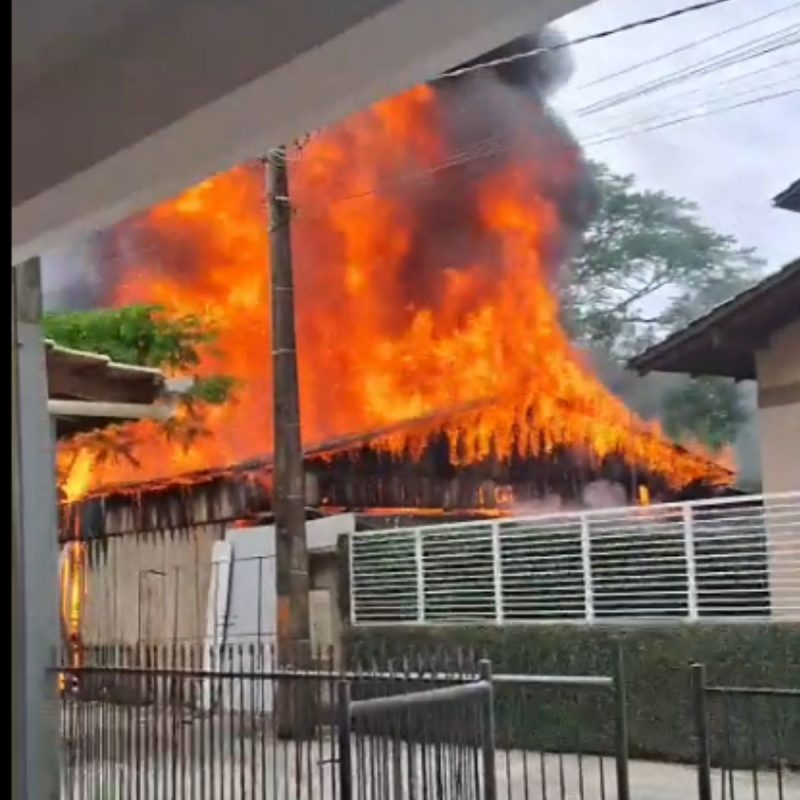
[549,0,800,272]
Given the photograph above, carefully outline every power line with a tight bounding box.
[80,1,794,269]
[574,24,800,115]
[577,57,799,123]
[572,67,800,133]
[439,0,741,79]
[573,0,800,90]
[95,84,793,251]
[312,87,796,209]
[581,86,799,146]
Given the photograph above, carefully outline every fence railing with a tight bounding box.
[349,492,800,625]
[56,644,634,800]
[337,662,496,800]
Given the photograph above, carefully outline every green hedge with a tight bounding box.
[345,623,800,763]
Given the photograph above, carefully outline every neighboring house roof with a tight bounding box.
[628,258,800,381]
[46,340,167,437]
[774,179,800,213]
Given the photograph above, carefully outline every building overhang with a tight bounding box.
[628,259,800,381]
[774,179,800,213]
[46,339,180,437]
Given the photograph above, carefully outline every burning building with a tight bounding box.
[55,33,733,649]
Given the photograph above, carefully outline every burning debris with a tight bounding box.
[55,29,732,505]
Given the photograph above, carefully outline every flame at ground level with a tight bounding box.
[56,83,732,500]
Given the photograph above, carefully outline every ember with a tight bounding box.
[56,65,732,500]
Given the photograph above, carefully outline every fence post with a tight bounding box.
[682,504,699,620]
[692,663,712,800]
[491,523,504,625]
[478,659,497,800]
[337,681,352,800]
[580,514,594,623]
[414,529,426,624]
[612,645,630,800]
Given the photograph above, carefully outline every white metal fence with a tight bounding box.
[349,492,800,625]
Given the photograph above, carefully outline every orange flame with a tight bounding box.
[56,85,731,499]
[59,541,86,663]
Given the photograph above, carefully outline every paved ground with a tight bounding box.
[61,726,799,799]
[496,748,799,799]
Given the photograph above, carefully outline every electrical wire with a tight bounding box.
[571,69,800,134]
[581,86,799,146]
[573,0,800,90]
[574,24,800,115]
[85,80,795,271]
[82,0,796,270]
[573,57,798,126]
[439,0,741,79]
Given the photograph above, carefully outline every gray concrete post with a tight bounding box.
[12,257,61,799]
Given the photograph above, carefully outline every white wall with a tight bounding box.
[203,515,354,712]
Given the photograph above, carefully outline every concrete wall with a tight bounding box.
[756,317,800,620]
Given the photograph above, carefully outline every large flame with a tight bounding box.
[57,83,730,498]
[59,541,85,659]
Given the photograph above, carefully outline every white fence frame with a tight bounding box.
[349,491,800,626]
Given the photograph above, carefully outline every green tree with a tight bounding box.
[662,378,747,452]
[43,304,236,406]
[563,163,763,450]
[563,164,763,358]
[47,305,237,465]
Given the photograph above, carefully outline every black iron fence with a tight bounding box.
[337,661,495,800]
[693,663,800,800]
[56,645,797,799]
[345,643,631,800]
[57,644,634,799]
[490,649,629,800]
[59,643,342,799]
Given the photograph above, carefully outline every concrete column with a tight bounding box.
[12,258,60,799]
[755,320,800,621]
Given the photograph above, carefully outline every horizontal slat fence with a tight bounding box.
[350,492,800,625]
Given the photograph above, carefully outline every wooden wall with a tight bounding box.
[79,523,224,645]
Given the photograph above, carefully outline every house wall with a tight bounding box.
[756,317,800,620]
[73,514,353,649]
[756,317,800,493]
[80,523,225,645]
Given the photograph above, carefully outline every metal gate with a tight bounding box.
[58,645,632,799]
[336,661,496,800]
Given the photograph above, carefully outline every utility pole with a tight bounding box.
[264,147,311,691]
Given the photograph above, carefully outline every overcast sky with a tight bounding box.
[550,0,800,272]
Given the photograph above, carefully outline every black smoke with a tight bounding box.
[45,27,597,316]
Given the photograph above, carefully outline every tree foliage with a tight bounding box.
[563,164,763,360]
[563,164,764,452]
[43,304,235,406]
[47,306,237,469]
[43,305,212,370]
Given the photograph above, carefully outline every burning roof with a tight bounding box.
[56,38,732,509]
[59,398,733,544]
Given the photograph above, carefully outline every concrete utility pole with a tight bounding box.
[12,258,60,799]
[264,148,311,675]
